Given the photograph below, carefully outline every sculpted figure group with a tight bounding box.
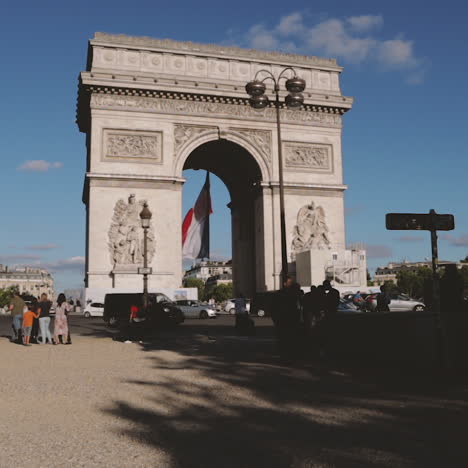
[109,194,155,268]
[291,201,331,260]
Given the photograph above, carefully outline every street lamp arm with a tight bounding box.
[277,66,298,81]
[253,69,276,85]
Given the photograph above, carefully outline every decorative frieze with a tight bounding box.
[91,94,342,128]
[103,129,162,163]
[284,142,333,172]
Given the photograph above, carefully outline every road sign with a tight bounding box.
[385,209,455,368]
[386,211,454,231]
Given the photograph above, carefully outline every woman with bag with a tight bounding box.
[53,293,71,345]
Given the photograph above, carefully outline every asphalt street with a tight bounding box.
[1,314,467,467]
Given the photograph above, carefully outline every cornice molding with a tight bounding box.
[92,32,340,70]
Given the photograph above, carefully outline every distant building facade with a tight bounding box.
[373,260,463,286]
[205,273,233,295]
[184,260,232,283]
[0,265,54,298]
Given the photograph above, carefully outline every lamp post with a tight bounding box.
[245,68,306,287]
[139,202,152,310]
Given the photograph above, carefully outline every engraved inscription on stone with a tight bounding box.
[285,142,332,172]
[104,130,162,162]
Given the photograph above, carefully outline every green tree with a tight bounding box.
[183,278,205,301]
[0,286,17,308]
[396,267,432,299]
[212,283,233,303]
[459,265,468,284]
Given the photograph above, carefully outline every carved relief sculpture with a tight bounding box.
[104,130,162,162]
[285,143,332,171]
[109,194,155,270]
[291,201,331,260]
[91,94,342,128]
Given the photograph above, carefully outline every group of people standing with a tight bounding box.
[9,291,72,346]
[272,277,340,364]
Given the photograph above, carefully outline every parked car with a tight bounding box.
[366,293,425,312]
[174,300,217,319]
[103,293,184,331]
[220,298,251,315]
[337,298,361,313]
[83,302,104,318]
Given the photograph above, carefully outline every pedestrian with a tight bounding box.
[352,290,364,309]
[274,276,301,364]
[30,297,40,344]
[315,280,340,360]
[53,293,71,345]
[376,285,390,312]
[37,293,53,344]
[22,304,39,346]
[302,286,315,334]
[65,301,73,345]
[441,264,464,313]
[234,293,254,335]
[9,289,26,343]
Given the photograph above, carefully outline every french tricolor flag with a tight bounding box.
[182,172,212,259]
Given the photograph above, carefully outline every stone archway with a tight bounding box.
[183,139,263,297]
[77,33,353,294]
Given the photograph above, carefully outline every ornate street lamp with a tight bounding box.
[139,202,152,309]
[245,68,306,287]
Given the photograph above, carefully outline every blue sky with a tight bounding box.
[1,0,467,291]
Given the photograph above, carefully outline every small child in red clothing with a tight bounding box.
[22,305,39,346]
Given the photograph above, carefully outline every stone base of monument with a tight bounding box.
[295,248,367,291]
[112,264,142,274]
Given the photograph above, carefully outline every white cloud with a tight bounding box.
[18,160,63,172]
[305,18,377,64]
[242,12,425,83]
[440,234,468,247]
[276,12,304,36]
[247,24,279,50]
[377,38,416,68]
[346,14,383,32]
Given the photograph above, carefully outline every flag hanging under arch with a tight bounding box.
[182,171,212,259]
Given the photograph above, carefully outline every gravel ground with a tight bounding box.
[1,317,467,468]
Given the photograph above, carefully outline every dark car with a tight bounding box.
[103,293,184,332]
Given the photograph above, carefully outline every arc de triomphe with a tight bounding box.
[77,33,353,296]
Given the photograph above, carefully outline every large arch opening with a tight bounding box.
[182,139,264,298]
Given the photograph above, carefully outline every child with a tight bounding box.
[22,304,39,346]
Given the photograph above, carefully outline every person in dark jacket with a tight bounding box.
[376,285,390,312]
[315,280,340,359]
[37,293,53,344]
[274,276,301,363]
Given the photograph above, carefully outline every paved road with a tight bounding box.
[1,315,467,467]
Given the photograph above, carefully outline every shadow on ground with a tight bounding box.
[101,322,468,468]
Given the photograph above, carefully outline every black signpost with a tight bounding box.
[386,209,455,367]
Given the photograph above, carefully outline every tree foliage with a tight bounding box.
[183,278,205,301]
[0,286,17,308]
[211,283,233,303]
[396,267,432,299]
